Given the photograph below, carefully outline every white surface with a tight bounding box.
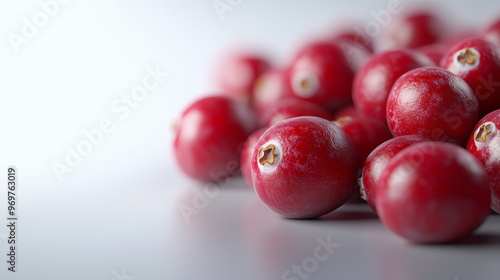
[1,1,500,279]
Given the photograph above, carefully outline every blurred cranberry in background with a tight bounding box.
[251,68,294,124]
[378,11,444,51]
[216,52,270,102]
[174,95,258,182]
[484,18,500,45]
[287,41,354,112]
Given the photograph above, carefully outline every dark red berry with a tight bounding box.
[440,37,500,117]
[174,96,257,182]
[251,116,360,218]
[466,109,500,214]
[360,135,429,212]
[376,142,491,243]
[287,41,354,111]
[353,49,434,123]
[387,67,479,146]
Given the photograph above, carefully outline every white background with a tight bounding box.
[0,1,500,280]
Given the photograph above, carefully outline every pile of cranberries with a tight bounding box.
[173,11,500,244]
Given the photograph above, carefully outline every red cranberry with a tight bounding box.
[287,41,354,111]
[352,49,434,123]
[376,142,491,243]
[251,116,360,218]
[387,66,479,146]
[440,37,500,117]
[484,18,500,45]
[466,109,500,214]
[360,135,428,212]
[174,96,258,182]
[216,53,269,102]
[263,98,332,126]
[240,127,268,188]
[333,116,393,162]
[252,68,294,123]
[380,11,443,50]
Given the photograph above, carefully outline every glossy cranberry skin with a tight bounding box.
[251,116,360,218]
[377,142,490,243]
[174,96,258,182]
[287,42,354,111]
[353,50,434,123]
[440,37,500,117]
[216,53,269,101]
[381,11,443,50]
[387,67,479,146]
[334,116,393,162]
[252,68,294,124]
[263,98,332,126]
[466,109,500,214]
[361,135,428,212]
[240,127,268,188]
[484,18,500,45]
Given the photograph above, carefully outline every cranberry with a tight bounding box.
[287,41,354,111]
[484,18,500,45]
[216,53,269,102]
[440,37,500,117]
[380,11,443,50]
[333,116,393,162]
[240,127,268,188]
[251,116,360,218]
[387,66,479,146]
[376,142,491,243]
[466,109,500,214]
[252,68,294,123]
[174,96,258,182]
[360,135,428,212]
[352,49,434,123]
[263,98,332,126]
